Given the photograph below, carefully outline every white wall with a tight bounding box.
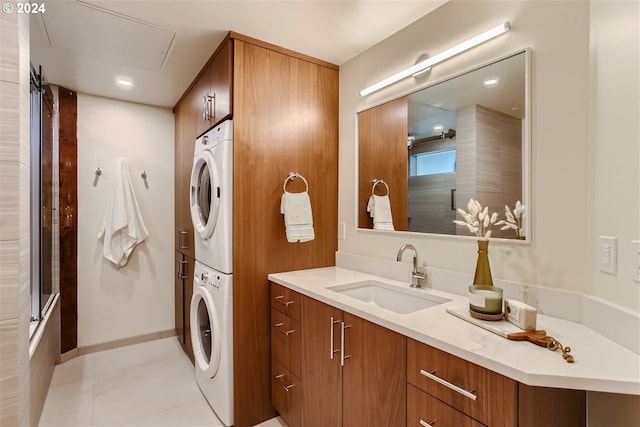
[588,1,639,315]
[77,94,175,347]
[339,0,639,312]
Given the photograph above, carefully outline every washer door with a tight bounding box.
[190,286,221,378]
[190,150,221,240]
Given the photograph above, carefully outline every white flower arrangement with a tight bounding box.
[496,201,526,239]
[453,199,499,239]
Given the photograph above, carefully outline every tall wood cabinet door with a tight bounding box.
[300,297,343,427]
[209,39,233,125]
[357,97,408,230]
[182,254,195,363]
[194,66,212,137]
[342,313,407,427]
[175,252,185,346]
[175,89,197,259]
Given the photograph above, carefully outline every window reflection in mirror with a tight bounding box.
[358,50,529,240]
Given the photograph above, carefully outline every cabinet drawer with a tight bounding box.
[272,359,301,427]
[407,339,517,427]
[271,282,301,321]
[408,384,485,427]
[271,308,301,377]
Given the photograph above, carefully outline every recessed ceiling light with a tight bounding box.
[116,77,133,88]
[484,77,499,87]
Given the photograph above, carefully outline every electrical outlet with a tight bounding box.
[632,240,640,283]
[599,236,617,275]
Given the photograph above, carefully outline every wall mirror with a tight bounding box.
[357,49,530,240]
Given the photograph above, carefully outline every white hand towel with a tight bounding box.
[98,159,149,267]
[367,195,394,231]
[280,191,315,243]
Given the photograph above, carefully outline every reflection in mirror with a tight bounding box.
[358,50,528,240]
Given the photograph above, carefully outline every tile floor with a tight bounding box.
[39,337,287,427]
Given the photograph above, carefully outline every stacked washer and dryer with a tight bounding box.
[188,120,234,426]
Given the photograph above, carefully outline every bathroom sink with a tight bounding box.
[328,280,450,314]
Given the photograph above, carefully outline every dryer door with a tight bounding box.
[190,150,221,240]
[190,285,221,378]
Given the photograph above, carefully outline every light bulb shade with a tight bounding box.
[359,21,511,97]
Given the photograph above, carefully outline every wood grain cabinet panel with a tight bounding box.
[408,384,486,427]
[271,359,301,427]
[342,313,407,427]
[271,308,301,378]
[271,282,301,321]
[300,296,343,427]
[407,338,517,427]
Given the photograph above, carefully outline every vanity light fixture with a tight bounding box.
[359,21,511,97]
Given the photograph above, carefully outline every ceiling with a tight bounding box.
[30,0,447,108]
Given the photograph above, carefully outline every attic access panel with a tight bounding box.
[38,0,177,71]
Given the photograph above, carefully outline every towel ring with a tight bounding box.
[371,179,389,197]
[283,172,309,193]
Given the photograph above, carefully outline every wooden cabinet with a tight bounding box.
[271,284,302,427]
[174,88,196,260]
[408,338,586,427]
[176,32,339,426]
[408,338,517,426]
[295,294,406,427]
[195,39,233,137]
[175,252,194,362]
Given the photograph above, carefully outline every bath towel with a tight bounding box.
[280,191,315,242]
[98,159,149,267]
[367,195,394,230]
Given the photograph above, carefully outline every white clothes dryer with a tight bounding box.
[190,120,233,273]
[191,260,233,426]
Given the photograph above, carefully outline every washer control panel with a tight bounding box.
[201,272,222,294]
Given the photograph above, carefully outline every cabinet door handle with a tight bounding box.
[329,317,341,359]
[340,322,352,366]
[274,295,295,307]
[274,374,296,392]
[419,369,477,401]
[178,229,188,249]
[419,419,437,427]
[176,259,187,279]
[274,322,295,336]
[202,95,209,122]
[209,93,216,121]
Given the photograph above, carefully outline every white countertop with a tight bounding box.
[268,266,640,395]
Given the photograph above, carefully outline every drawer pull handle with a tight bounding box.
[419,419,437,427]
[419,369,477,401]
[329,317,341,359]
[274,295,295,307]
[274,322,295,336]
[274,374,296,392]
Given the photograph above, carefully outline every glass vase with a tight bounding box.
[472,239,493,286]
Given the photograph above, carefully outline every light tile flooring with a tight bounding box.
[39,337,287,427]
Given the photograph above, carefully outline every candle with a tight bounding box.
[468,285,503,314]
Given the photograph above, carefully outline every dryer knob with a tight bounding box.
[203,135,209,145]
[201,272,208,282]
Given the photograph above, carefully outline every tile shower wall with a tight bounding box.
[0,11,32,427]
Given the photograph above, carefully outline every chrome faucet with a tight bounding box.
[396,244,425,288]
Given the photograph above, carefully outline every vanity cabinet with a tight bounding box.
[408,338,517,426]
[407,338,585,427]
[288,293,406,427]
[271,283,302,427]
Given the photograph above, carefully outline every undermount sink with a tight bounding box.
[328,280,450,314]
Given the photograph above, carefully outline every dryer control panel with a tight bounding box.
[200,271,222,293]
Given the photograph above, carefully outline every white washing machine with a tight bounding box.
[191,260,233,426]
[190,120,233,273]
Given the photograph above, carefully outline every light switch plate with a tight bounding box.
[632,240,640,283]
[599,236,617,275]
